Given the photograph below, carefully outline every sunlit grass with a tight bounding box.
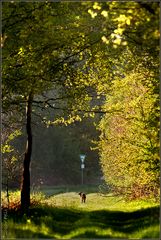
[44,192,159,212]
[130,224,160,239]
[2,186,160,239]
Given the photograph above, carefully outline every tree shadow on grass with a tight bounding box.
[7,205,160,239]
[89,207,159,232]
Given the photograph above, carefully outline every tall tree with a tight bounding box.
[91,2,160,198]
[98,70,159,197]
[2,2,105,210]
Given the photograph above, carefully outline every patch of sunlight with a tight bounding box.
[75,193,159,212]
[40,223,51,236]
[44,192,159,212]
[93,2,101,10]
[51,192,158,212]
[88,9,97,19]
[101,10,108,18]
[101,36,109,44]
[130,224,160,239]
[27,219,31,224]
[12,220,54,238]
[18,47,24,55]
[21,223,37,232]
[46,192,80,208]
[5,219,56,239]
[116,199,159,212]
[56,226,126,239]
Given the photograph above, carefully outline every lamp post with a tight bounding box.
[79,154,86,185]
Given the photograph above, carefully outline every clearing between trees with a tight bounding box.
[2,185,160,239]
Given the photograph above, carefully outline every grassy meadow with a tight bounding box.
[2,185,160,239]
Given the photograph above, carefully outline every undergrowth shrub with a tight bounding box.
[1,190,46,212]
[98,182,160,203]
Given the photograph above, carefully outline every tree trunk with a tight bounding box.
[21,93,33,212]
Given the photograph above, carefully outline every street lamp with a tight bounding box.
[79,154,86,185]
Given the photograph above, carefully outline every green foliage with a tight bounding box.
[84,2,160,199]
[2,2,103,118]
[2,129,22,189]
[87,2,159,55]
[98,70,159,197]
[2,130,21,153]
